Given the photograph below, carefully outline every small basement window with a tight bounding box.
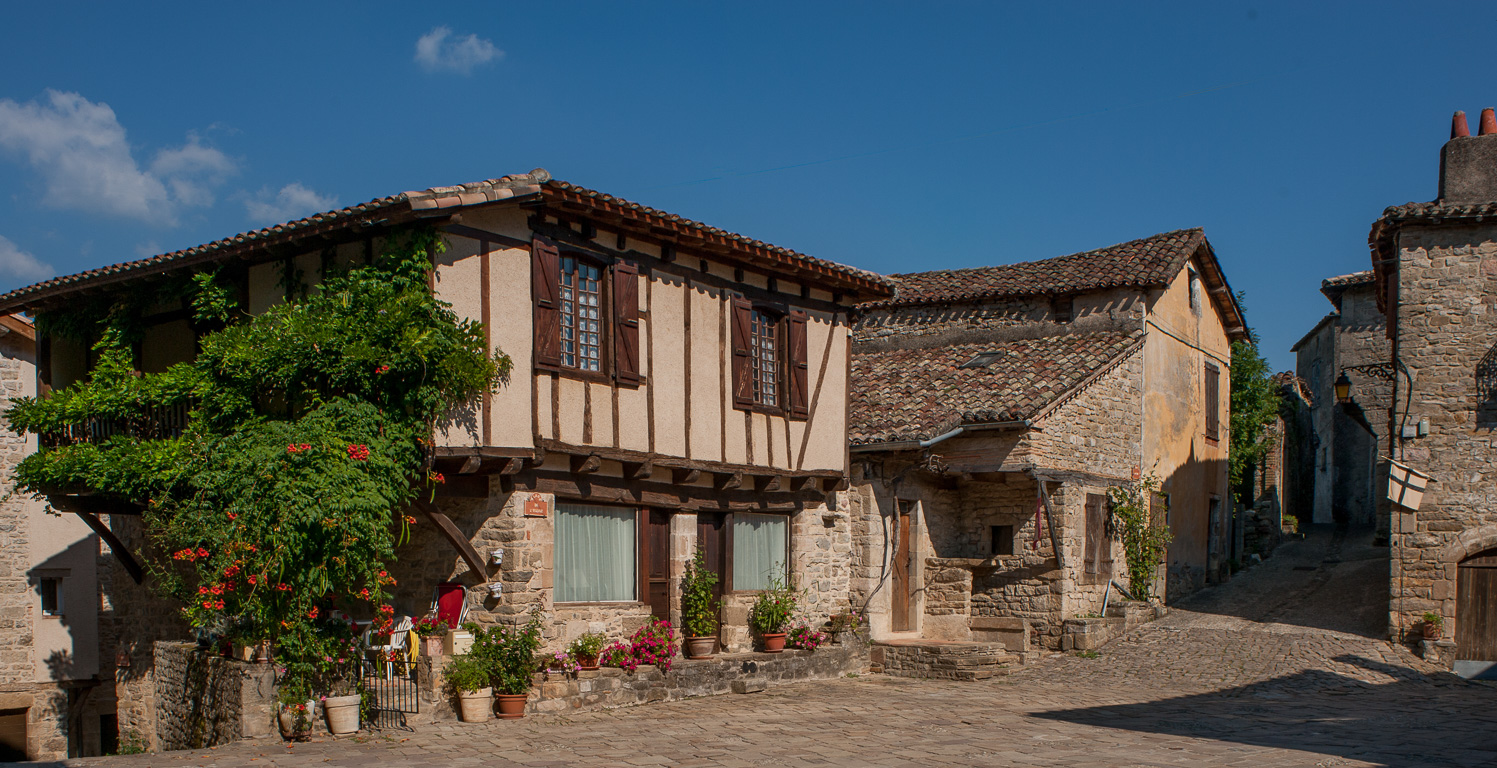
[991,525,1015,556]
[39,577,61,617]
[960,351,1003,369]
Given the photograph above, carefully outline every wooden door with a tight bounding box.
[1457,549,1497,661]
[697,513,727,625]
[0,708,25,762]
[644,510,671,621]
[891,503,913,632]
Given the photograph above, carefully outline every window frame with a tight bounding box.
[555,250,613,384]
[1204,361,1221,445]
[551,503,646,606]
[724,511,792,594]
[745,305,785,413]
[39,576,62,617]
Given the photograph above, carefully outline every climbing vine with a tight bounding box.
[1107,475,1172,600]
[6,228,510,670]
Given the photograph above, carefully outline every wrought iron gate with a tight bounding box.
[361,650,418,730]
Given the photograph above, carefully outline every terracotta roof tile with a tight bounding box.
[863,229,1205,310]
[0,169,890,313]
[849,329,1145,445]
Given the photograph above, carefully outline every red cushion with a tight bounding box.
[436,582,464,628]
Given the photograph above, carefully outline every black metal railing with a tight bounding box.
[360,649,418,730]
[40,400,195,447]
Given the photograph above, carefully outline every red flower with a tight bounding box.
[346,444,370,461]
[427,471,445,484]
[226,512,237,521]
[307,607,319,619]
[196,547,209,558]
[375,365,390,374]
[247,575,257,586]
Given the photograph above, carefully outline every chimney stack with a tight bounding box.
[1439,107,1497,202]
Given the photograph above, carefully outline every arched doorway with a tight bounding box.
[1456,547,1497,678]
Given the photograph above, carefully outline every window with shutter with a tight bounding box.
[1205,362,1220,442]
[612,262,640,385]
[786,311,809,419]
[730,298,793,413]
[1084,493,1110,582]
[532,237,561,371]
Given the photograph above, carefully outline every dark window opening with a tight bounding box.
[40,577,61,616]
[1052,296,1074,323]
[99,714,118,756]
[960,351,1003,369]
[990,525,1015,556]
[1205,362,1221,442]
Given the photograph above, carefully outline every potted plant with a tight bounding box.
[1421,611,1444,639]
[544,651,579,676]
[786,623,826,651]
[827,607,863,644]
[567,632,606,670]
[748,572,797,653]
[276,679,315,741]
[444,654,493,723]
[681,549,721,659]
[467,609,544,719]
[413,614,447,657]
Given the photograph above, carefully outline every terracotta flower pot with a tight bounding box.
[761,633,787,653]
[323,694,361,734]
[457,687,493,723]
[496,693,528,719]
[684,636,717,659]
[421,635,445,657]
[256,640,273,663]
[1422,621,1442,639]
[575,654,599,670]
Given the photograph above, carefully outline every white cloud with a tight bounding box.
[245,183,338,224]
[0,235,54,284]
[414,26,502,74]
[0,90,235,226]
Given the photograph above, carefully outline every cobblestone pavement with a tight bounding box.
[60,528,1497,768]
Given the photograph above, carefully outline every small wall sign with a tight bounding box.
[522,493,549,518]
[1131,466,1141,481]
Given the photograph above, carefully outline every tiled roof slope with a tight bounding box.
[1369,200,1497,312]
[1319,270,1374,309]
[866,229,1205,310]
[849,329,1145,445]
[0,169,890,313]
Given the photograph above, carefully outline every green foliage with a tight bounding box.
[4,227,511,699]
[680,548,720,638]
[1107,475,1173,600]
[465,609,544,695]
[747,569,797,635]
[110,729,149,756]
[1422,611,1443,628]
[444,653,493,695]
[566,631,606,659]
[1228,294,1281,495]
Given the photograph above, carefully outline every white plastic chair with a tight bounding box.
[364,615,413,679]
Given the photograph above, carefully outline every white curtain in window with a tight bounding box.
[555,504,636,602]
[733,513,787,590]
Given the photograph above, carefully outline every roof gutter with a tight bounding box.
[849,420,1031,454]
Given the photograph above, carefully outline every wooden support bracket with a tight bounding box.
[1035,477,1065,570]
[755,475,782,493]
[673,468,701,485]
[571,454,602,474]
[497,457,525,476]
[789,476,815,492]
[76,513,144,585]
[412,499,489,581]
[714,471,744,491]
[458,455,482,475]
[623,460,654,481]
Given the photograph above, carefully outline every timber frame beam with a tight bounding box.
[411,499,489,581]
[74,512,145,585]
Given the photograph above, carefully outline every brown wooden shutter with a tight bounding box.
[1084,494,1105,576]
[612,261,641,384]
[1204,362,1220,441]
[532,237,561,371]
[786,311,809,418]
[730,297,754,408]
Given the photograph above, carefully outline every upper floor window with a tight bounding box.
[532,236,641,385]
[731,298,809,418]
[560,256,603,372]
[1204,361,1220,442]
[750,309,779,408]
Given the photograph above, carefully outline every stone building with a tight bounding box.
[846,229,1248,650]
[0,316,111,761]
[1290,271,1393,536]
[0,170,892,749]
[1369,109,1497,675]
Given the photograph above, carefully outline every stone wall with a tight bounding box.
[1019,349,1145,482]
[868,641,1015,681]
[851,290,1144,347]
[1387,222,1497,646]
[418,642,867,721]
[152,642,276,752]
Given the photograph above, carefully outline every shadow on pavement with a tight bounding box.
[1031,655,1497,767]
[1170,526,1391,639]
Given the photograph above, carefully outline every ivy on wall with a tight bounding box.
[7,229,510,664]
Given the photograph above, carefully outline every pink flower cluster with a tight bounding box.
[787,624,827,651]
[601,619,677,672]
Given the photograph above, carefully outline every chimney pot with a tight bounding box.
[1481,108,1497,136]
[1453,111,1471,138]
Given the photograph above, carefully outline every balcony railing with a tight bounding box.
[40,400,195,447]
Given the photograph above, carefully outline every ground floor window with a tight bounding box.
[732,512,788,590]
[555,503,637,602]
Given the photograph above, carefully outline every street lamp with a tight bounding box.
[1334,372,1353,404]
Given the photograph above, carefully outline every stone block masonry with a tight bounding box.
[152,642,276,751]
[868,640,1017,681]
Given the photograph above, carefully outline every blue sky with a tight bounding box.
[0,2,1487,371]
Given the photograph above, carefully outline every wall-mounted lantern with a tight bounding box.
[1334,372,1353,404]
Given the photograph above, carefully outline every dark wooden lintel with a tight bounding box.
[412,499,489,580]
[512,470,821,512]
[537,438,839,484]
[75,512,144,585]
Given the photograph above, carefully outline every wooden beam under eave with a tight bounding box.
[623,460,654,481]
[672,468,701,485]
[755,475,782,493]
[412,499,489,581]
[458,455,482,474]
[75,513,144,585]
[715,471,744,491]
[571,454,602,474]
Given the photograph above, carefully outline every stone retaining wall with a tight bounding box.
[869,641,1016,681]
[153,642,276,751]
[418,641,868,722]
[1060,600,1164,651]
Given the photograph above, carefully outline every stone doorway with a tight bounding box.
[1455,547,1497,679]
